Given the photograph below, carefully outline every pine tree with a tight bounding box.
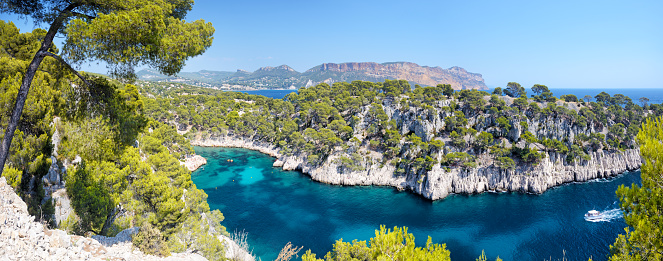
[610,116,663,260]
[0,0,214,176]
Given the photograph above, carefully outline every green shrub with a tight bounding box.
[132,223,171,257]
[302,226,451,261]
[495,157,516,170]
[3,166,22,190]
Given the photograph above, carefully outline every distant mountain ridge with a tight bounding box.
[137,62,487,90]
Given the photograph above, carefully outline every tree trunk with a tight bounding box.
[0,3,79,176]
[100,204,125,236]
[0,47,47,176]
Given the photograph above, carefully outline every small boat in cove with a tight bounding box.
[584,210,601,221]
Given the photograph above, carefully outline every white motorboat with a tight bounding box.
[584,210,601,221]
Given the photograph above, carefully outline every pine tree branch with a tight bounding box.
[43,51,92,88]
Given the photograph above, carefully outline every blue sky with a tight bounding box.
[2,0,662,89]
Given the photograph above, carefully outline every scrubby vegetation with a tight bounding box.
[0,20,226,260]
[300,225,503,261]
[1,20,64,223]
[301,225,452,261]
[2,6,661,259]
[610,116,663,261]
[141,78,662,180]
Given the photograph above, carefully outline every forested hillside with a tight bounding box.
[142,79,661,199]
[0,20,227,260]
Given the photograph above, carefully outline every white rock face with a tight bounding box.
[38,155,73,228]
[42,156,61,186]
[0,177,207,261]
[414,148,641,200]
[181,155,208,171]
[187,97,644,201]
[51,117,61,157]
[191,136,641,201]
[52,188,72,226]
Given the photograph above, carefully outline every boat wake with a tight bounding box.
[584,208,623,222]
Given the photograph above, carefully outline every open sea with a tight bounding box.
[230,89,298,99]
[545,88,663,105]
[232,88,663,105]
[192,147,641,261]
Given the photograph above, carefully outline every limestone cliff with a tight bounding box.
[187,93,642,200]
[189,135,640,200]
[138,62,488,90]
[304,62,487,90]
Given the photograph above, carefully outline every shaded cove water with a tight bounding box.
[192,147,641,261]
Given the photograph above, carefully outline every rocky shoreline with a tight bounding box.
[191,136,641,200]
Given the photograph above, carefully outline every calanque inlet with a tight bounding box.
[162,81,645,201]
[1,1,661,260]
[1,76,659,260]
[148,80,656,259]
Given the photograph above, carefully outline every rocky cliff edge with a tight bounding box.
[191,136,641,200]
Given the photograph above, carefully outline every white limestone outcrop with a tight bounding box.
[181,155,208,172]
[191,135,641,200]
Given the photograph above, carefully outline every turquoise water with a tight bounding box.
[192,147,641,261]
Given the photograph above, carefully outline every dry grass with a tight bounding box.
[274,242,303,261]
[229,229,255,261]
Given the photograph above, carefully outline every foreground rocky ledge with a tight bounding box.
[0,177,207,261]
[191,136,642,200]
